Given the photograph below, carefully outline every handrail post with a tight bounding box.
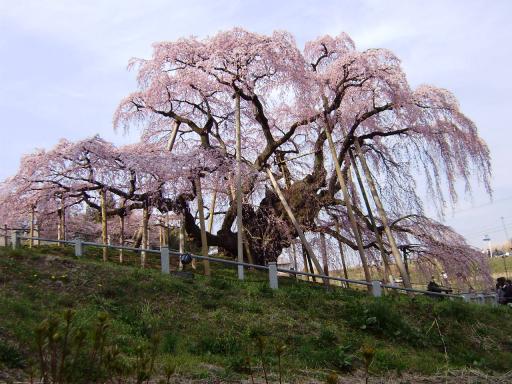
[11,231,20,250]
[161,246,170,274]
[268,262,278,290]
[74,239,83,257]
[371,281,382,297]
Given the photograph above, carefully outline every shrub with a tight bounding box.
[343,299,422,344]
[0,340,25,368]
[192,332,242,356]
[161,332,179,354]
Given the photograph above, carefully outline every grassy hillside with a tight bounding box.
[1,246,512,383]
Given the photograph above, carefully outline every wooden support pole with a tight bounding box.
[334,222,349,282]
[319,232,330,284]
[119,214,125,263]
[29,206,35,248]
[166,121,181,152]
[354,139,412,289]
[229,181,254,265]
[302,243,317,283]
[349,148,392,283]
[235,91,244,280]
[100,189,108,261]
[301,242,309,274]
[291,242,298,280]
[165,213,170,248]
[207,189,217,234]
[323,125,372,285]
[335,236,349,288]
[159,219,164,247]
[61,198,66,242]
[141,203,149,268]
[57,196,66,246]
[195,177,211,276]
[178,213,185,271]
[266,168,327,283]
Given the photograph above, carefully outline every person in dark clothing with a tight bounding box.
[495,277,512,305]
[427,276,452,298]
[503,280,512,305]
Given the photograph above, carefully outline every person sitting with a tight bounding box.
[496,277,507,304]
[503,280,512,305]
[427,276,452,298]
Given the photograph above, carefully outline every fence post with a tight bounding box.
[74,239,83,257]
[371,281,382,297]
[11,231,20,250]
[476,293,484,305]
[161,246,170,274]
[268,262,278,290]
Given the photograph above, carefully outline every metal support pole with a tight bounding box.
[161,246,170,274]
[74,239,83,257]
[371,281,382,297]
[268,262,278,289]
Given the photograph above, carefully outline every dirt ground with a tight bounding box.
[2,370,511,384]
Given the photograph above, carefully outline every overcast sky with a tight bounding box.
[0,0,510,248]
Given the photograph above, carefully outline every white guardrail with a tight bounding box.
[4,230,498,304]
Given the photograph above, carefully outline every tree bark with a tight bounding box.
[353,139,412,289]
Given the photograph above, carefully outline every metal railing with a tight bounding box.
[5,231,498,304]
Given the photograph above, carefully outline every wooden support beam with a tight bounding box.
[354,139,412,289]
[266,168,327,283]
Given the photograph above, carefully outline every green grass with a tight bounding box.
[490,255,512,276]
[1,246,512,382]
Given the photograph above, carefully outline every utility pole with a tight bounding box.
[483,235,492,257]
[500,217,510,279]
[501,217,510,244]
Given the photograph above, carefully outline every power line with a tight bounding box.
[462,217,512,237]
[449,195,512,214]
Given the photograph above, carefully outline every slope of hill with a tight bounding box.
[0,246,511,383]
